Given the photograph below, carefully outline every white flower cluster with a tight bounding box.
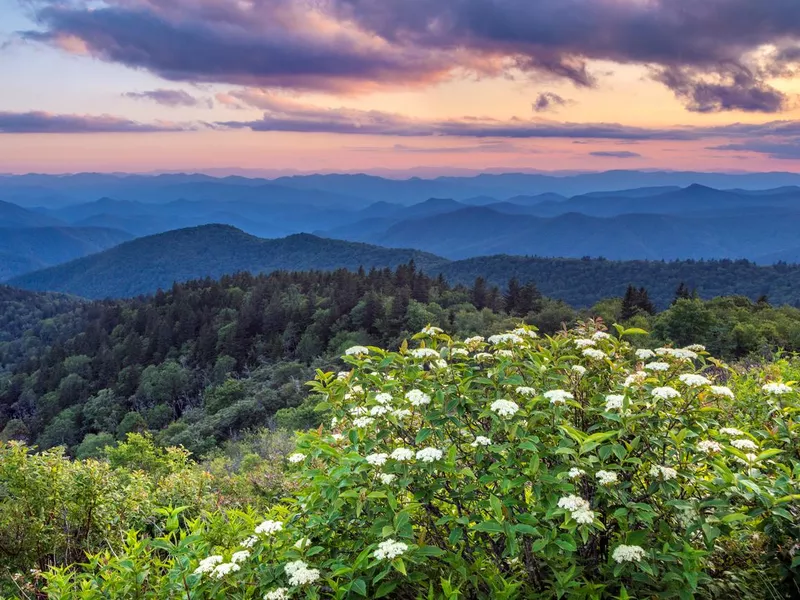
[557,495,595,524]
[285,560,320,586]
[763,382,793,395]
[210,562,240,578]
[595,470,619,485]
[344,346,369,357]
[370,405,390,417]
[709,385,734,399]
[731,439,758,451]
[719,427,744,436]
[490,399,520,418]
[287,453,305,464]
[416,447,443,463]
[679,373,711,387]
[421,325,443,335]
[697,440,722,454]
[231,550,250,564]
[379,473,397,484]
[375,392,393,405]
[495,349,513,358]
[515,386,537,397]
[656,347,697,361]
[612,545,646,563]
[471,436,492,447]
[194,555,223,575]
[353,417,375,428]
[406,389,431,406]
[512,327,538,339]
[488,333,524,345]
[582,348,606,360]
[265,588,290,600]
[366,453,388,466]
[623,371,647,387]
[255,520,283,535]
[604,394,625,411]
[410,348,440,360]
[649,465,678,480]
[450,348,469,358]
[373,539,409,560]
[575,338,596,348]
[592,331,611,340]
[464,336,485,346]
[568,467,586,479]
[651,386,680,400]
[572,365,587,376]
[635,349,655,360]
[544,389,574,405]
[390,448,414,461]
[644,361,670,372]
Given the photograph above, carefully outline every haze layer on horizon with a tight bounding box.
[5,0,800,174]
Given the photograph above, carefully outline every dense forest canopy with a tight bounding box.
[3,264,800,458]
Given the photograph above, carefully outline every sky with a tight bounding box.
[4,0,800,174]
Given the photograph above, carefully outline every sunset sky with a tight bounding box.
[4,0,800,174]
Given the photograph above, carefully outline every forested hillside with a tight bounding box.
[4,265,800,459]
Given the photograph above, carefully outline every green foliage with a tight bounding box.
[30,325,800,599]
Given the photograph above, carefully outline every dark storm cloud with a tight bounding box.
[0,111,185,133]
[589,150,642,158]
[19,0,800,108]
[123,89,210,108]
[533,92,569,112]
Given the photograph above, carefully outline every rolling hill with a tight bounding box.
[7,225,448,299]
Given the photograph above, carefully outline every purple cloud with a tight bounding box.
[0,111,186,133]
[18,0,800,109]
[123,89,210,108]
[533,92,570,112]
[589,150,642,158]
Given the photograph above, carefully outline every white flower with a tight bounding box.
[465,336,485,345]
[635,349,656,360]
[475,352,493,361]
[656,347,697,361]
[410,348,440,359]
[353,416,375,428]
[558,495,595,524]
[294,538,312,549]
[374,539,409,560]
[572,365,587,376]
[709,386,734,399]
[391,408,412,419]
[379,473,397,484]
[194,555,223,574]
[450,348,469,358]
[645,361,670,372]
[471,436,492,447]
[582,348,606,360]
[697,440,722,454]
[241,536,258,548]
[596,470,619,485]
[390,448,414,461]
[685,344,706,352]
[432,359,448,369]
[763,382,793,395]
[592,331,611,340]
[679,373,711,387]
[495,349,513,358]
[416,447,443,463]
[211,562,240,579]
[255,520,283,535]
[287,453,305,464]
[651,386,680,400]
[488,333,524,345]
[422,325,443,335]
[285,560,320,586]
[649,465,678,480]
[370,405,391,417]
[336,371,350,380]
[375,392,393,405]
[744,453,758,463]
[568,467,586,479]
[544,390,574,405]
[612,545,646,563]
[623,371,647,387]
[513,328,538,339]
[575,338,596,348]
[731,439,758,451]
[719,427,744,436]
[231,550,250,564]
[350,406,368,417]
[516,386,537,397]
[490,399,520,418]
[366,453,389,466]
[265,588,290,600]
[331,433,344,442]
[406,389,431,406]
[345,346,369,357]
[604,394,625,411]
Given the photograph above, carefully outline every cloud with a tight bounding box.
[708,140,800,159]
[20,0,800,110]
[0,111,187,133]
[123,89,211,108]
[589,150,642,158]
[348,141,539,153]
[533,92,570,112]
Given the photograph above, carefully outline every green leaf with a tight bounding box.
[350,579,367,596]
[473,521,504,534]
[490,495,504,521]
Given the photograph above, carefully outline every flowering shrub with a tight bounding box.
[41,324,799,598]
